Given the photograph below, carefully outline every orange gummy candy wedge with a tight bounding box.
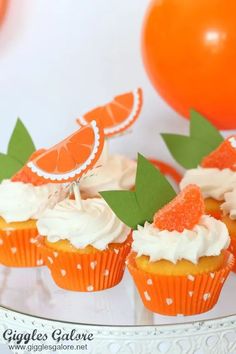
[201,136,236,170]
[154,185,205,232]
[77,88,142,137]
[12,149,47,185]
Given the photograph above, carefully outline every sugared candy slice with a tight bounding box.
[154,185,205,232]
[201,136,236,170]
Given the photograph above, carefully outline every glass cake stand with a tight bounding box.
[0,265,236,354]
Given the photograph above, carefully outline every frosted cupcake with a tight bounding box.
[180,136,236,219]
[180,168,236,219]
[128,185,233,315]
[101,155,234,315]
[36,186,131,292]
[0,179,66,267]
[220,189,236,272]
[80,142,136,198]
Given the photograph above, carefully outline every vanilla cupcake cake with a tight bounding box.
[37,194,131,291]
[127,185,233,315]
[219,189,236,272]
[180,168,236,219]
[101,155,234,316]
[180,136,236,219]
[161,113,236,219]
[1,119,105,268]
[0,179,66,267]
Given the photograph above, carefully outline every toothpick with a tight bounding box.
[72,181,83,210]
[100,139,109,164]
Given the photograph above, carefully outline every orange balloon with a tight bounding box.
[142,0,236,129]
[0,0,7,25]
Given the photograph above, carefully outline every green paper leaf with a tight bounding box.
[7,118,36,164]
[101,155,177,229]
[161,110,224,168]
[161,134,216,169]
[135,153,176,222]
[190,109,224,148]
[0,153,23,182]
[100,190,143,229]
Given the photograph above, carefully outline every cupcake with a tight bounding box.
[129,186,233,315]
[80,141,137,198]
[101,156,234,315]
[180,168,236,219]
[180,136,236,219]
[0,178,66,267]
[220,189,236,272]
[161,112,236,219]
[1,119,105,268]
[36,185,131,292]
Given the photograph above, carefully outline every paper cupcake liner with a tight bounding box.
[0,228,44,267]
[37,235,132,292]
[127,251,234,316]
[228,237,236,273]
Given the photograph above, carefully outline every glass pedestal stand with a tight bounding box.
[0,266,236,354]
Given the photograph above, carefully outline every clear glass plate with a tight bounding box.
[0,265,235,326]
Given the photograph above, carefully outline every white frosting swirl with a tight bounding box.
[180,167,236,200]
[37,198,130,250]
[0,180,67,223]
[80,142,136,197]
[132,216,229,264]
[221,189,236,220]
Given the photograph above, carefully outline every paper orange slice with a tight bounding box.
[26,120,104,183]
[76,88,143,137]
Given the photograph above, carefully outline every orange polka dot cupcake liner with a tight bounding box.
[0,228,44,267]
[127,251,234,316]
[228,237,236,273]
[36,235,132,292]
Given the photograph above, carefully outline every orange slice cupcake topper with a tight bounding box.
[201,135,236,170]
[14,120,104,184]
[154,185,205,232]
[76,88,143,137]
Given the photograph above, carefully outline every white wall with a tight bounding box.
[0,0,187,170]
